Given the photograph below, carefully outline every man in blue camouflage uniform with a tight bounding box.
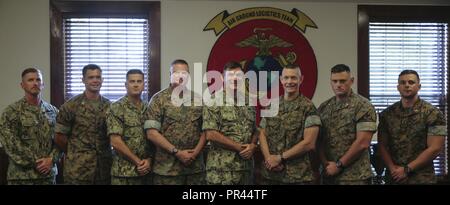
[55,64,112,185]
[107,69,152,185]
[145,59,206,185]
[259,64,321,185]
[318,64,377,185]
[203,61,258,185]
[378,70,446,184]
[0,68,60,185]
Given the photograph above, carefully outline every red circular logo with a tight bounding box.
[207,19,317,99]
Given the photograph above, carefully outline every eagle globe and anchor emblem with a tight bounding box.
[204,7,318,99]
[237,27,297,90]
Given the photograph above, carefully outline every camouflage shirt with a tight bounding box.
[378,98,447,183]
[107,95,152,177]
[55,93,112,182]
[318,90,377,181]
[144,87,204,176]
[259,94,321,183]
[202,90,257,172]
[0,98,59,180]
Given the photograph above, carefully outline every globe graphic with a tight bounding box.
[247,55,282,91]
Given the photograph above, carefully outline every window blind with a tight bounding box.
[63,18,149,101]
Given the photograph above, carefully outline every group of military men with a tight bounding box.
[0,60,446,185]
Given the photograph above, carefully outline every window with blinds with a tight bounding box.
[369,22,448,176]
[64,18,149,101]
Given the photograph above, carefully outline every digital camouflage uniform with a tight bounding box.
[144,87,205,185]
[55,93,112,185]
[106,95,152,185]
[318,91,377,185]
[379,98,447,184]
[259,95,321,184]
[0,98,59,185]
[202,90,257,185]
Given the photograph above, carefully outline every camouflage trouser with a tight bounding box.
[64,177,111,185]
[206,170,252,185]
[64,166,111,185]
[259,177,312,185]
[8,178,54,185]
[111,175,152,185]
[153,172,205,185]
[322,177,370,185]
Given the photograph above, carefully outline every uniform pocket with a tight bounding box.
[20,116,37,140]
[221,110,237,121]
[123,113,145,150]
[165,109,182,124]
[335,112,355,131]
[21,116,37,126]
[285,112,303,131]
[124,114,142,127]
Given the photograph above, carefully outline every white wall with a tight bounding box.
[0,0,50,111]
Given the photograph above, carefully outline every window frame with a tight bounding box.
[50,0,160,107]
[358,5,450,182]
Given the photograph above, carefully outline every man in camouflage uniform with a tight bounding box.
[203,61,258,185]
[145,59,206,185]
[318,64,376,185]
[55,64,112,185]
[378,70,446,185]
[0,68,60,185]
[107,69,152,185]
[259,64,321,185]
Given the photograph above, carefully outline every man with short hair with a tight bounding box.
[0,67,60,185]
[318,64,376,185]
[259,64,320,185]
[203,61,258,185]
[55,64,112,185]
[145,59,206,185]
[107,69,152,185]
[378,70,446,184]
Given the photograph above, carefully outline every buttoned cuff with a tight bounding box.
[305,115,321,128]
[428,125,447,136]
[144,120,161,131]
[202,121,219,131]
[356,122,377,132]
[107,127,123,137]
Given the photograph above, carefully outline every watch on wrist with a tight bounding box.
[171,147,178,155]
[280,153,287,163]
[336,160,344,170]
[404,165,412,176]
